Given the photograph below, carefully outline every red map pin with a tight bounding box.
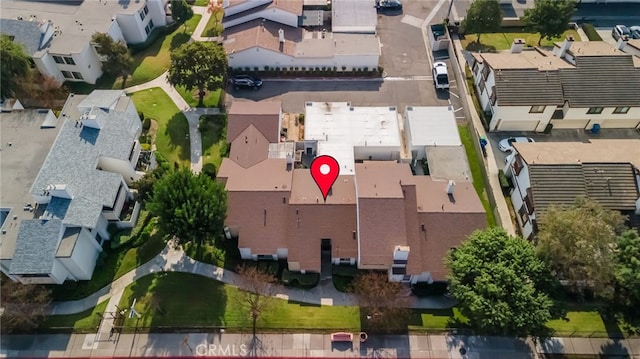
[310,155,340,201]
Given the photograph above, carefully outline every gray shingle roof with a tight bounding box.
[9,219,62,275]
[31,91,140,228]
[77,91,127,111]
[529,163,639,214]
[560,56,640,107]
[0,18,48,55]
[495,69,564,106]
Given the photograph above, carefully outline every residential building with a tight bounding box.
[0,90,144,284]
[504,139,640,239]
[222,0,381,71]
[0,0,169,86]
[469,38,640,132]
[218,101,486,283]
[331,0,377,34]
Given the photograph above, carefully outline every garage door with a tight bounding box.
[495,120,540,131]
[550,119,589,129]
[598,119,640,129]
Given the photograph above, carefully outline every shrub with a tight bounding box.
[202,163,217,179]
[281,270,319,289]
[138,112,145,122]
[142,117,151,131]
[582,23,603,41]
[498,169,511,195]
[411,281,448,297]
[298,113,305,125]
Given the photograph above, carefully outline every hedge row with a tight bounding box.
[581,23,603,41]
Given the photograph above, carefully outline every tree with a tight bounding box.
[235,264,277,336]
[168,41,227,107]
[461,0,503,43]
[350,271,410,331]
[446,227,557,337]
[522,0,576,46]
[610,230,640,325]
[171,0,194,23]
[131,165,169,203]
[0,35,32,99]
[91,33,134,88]
[536,197,626,300]
[0,277,52,334]
[147,168,227,247]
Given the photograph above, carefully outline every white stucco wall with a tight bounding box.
[116,12,147,44]
[490,105,555,132]
[59,228,101,281]
[353,146,400,161]
[506,158,534,239]
[147,0,169,27]
[229,47,377,71]
[33,52,65,85]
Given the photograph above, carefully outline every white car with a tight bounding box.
[432,62,449,89]
[498,137,535,152]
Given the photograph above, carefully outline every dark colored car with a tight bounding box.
[375,0,402,10]
[230,75,263,90]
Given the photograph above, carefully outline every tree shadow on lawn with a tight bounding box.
[170,32,191,51]
[166,112,191,163]
[464,41,497,53]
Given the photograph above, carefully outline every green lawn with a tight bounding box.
[176,86,222,108]
[201,7,224,37]
[51,229,166,301]
[461,29,581,52]
[547,308,608,337]
[458,125,497,227]
[408,308,469,332]
[113,15,202,89]
[199,114,227,169]
[194,0,210,5]
[130,88,191,167]
[118,272,360,330]
[41,301,108,332]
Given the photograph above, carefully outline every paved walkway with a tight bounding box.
[3,331,639,358]
[48,243,456,316]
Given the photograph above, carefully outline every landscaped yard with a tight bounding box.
[199,114,227,169]
[51,227,166,301]
[41,301,108,332]
[113,15,202,89]
[130,88,190,167]
[458,125,497,227]
[201,7,224,37]
[176,86,222,108]
[461,29,581,52]
[547,307,608,337]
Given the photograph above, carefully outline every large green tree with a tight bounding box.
[168,41,227,107]
[91,33,134,88]
[536,197,627,300]
[147,168,226,247]
[0,276,52,334]
[350,271,409,332]
[461,0,503,43]
[171,0,194,23]
[610,230,640,325]
[446,227,557,337]
[522,0,576,46]
[0,35,32,99]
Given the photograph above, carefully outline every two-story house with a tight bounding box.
[470,38,640,132]
[0,90,144,284]
[0,0,169,86]
[504,139,640,239]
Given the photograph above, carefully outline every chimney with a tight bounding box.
[510,38,525,54]
[554,35,574,58]
[446,180,456,194]
[616,35,629,51]
[278,28,284,43]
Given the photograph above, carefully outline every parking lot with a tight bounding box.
[228,1,465,114]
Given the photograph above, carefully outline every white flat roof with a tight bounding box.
[332,0,377,33]
[405,106,461,147]
[304,102,401,173]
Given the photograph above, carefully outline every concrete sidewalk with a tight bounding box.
[2,332,639,358]
[48,243,455,316]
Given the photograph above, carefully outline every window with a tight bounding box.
[20,273,49,278]
[62,71,73,79]
[482,64,490,81]
[149,19,154,29]
[145,24,151,35]
[587,107,603,114]
[518,205,529,225]
[139,10,146,21]
[72,72,83,80]
[490,87,497,106]
[145,20,155,35]
[144,5,149,14]
[53,55,64,64]
[479,78,486,94]
[529,105,546,113]
[613,107,630,114]
[63,56,75,65]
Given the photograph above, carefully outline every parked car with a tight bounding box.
[498,137,535,152]
[630,26,640,39]
[375,0,402,10]
[230,75,263,90]
[432,62,449,89]
[612,25,631,40]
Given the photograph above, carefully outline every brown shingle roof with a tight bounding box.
[226,100,281,143]
[289,171,356,204]
[355,161,414,198]
[223,19,301,57]
[229,124,270,168]
[218,158,293,191]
